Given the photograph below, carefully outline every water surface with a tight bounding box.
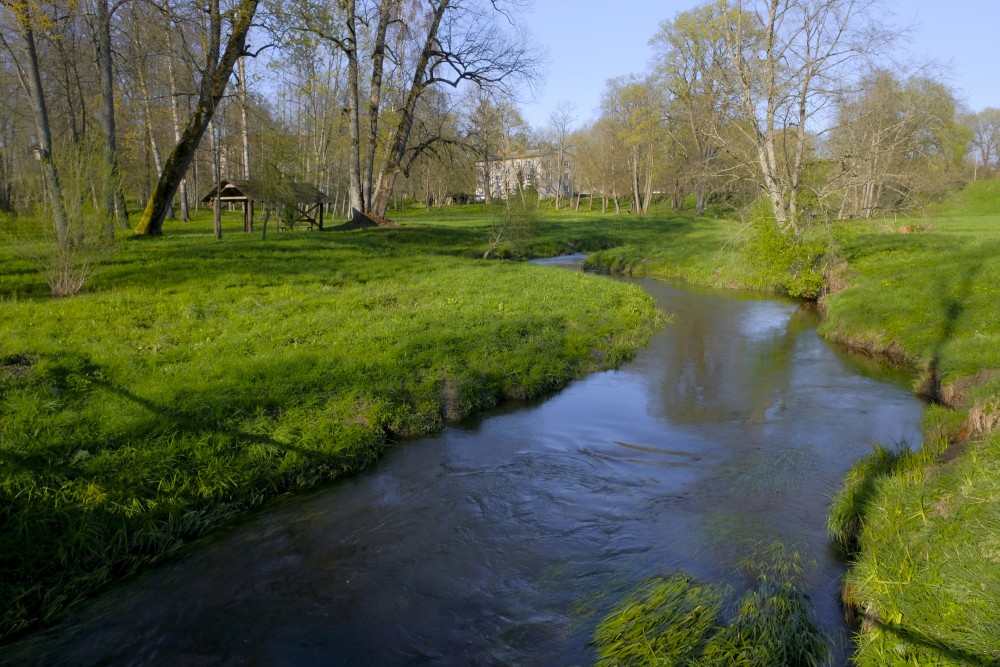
[0,270,924,666]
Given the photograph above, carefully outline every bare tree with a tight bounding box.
[0,0,71,244]
[547,100,575,211]
[965,107,1000,179]
[830,69,968,218]
[716,0,895,232]
[287,0,540,223]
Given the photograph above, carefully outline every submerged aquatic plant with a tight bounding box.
[593,543,830,667]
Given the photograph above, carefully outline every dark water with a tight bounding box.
[1,264,924,666]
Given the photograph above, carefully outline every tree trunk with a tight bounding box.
[369,0,450,217]
[13,8,70,245]
[238,56,251,181]
[139,75,173,223]
[343,0,363,214]
[94,0,129,232]
[134,0,259,235]
[363,0,393,212]
[210,117,222,238]
[164,36,190,221]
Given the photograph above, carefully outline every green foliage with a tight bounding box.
[594,544,829,667]
[0,210,660,640]
[741,200,826,299]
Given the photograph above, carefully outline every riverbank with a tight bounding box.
[577,183,1000,665]
[4,189,998,662]
[0,214,660,641]
[818,184,1000,665]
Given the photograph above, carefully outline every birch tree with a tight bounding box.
[716,0,894,233]
[547,101,575,211]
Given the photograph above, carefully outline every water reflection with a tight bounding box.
[0,275,924,667]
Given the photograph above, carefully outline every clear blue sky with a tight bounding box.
[517,0,1000,130]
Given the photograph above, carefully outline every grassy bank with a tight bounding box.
[580,185,1000,664]
[820,180,1000,665]
[0,212,660,641]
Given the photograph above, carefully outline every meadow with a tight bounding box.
[0,210,661,640]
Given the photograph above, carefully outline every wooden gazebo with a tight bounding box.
[201,180,332,232]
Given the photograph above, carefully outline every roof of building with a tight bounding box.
[201,179,331,205]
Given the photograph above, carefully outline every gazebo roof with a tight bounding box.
[201,179,331,205]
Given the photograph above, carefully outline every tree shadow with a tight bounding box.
[874,619,1000,666]
[921,261,983,402]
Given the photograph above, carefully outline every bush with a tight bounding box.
[742,200,826,299]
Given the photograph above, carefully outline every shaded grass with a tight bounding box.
[833,427,1000,665]
[0,210,661,640]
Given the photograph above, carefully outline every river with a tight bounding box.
[0,262,924,666]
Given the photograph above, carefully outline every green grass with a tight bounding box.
[0,209,662,640]
[7,185,1000,660]
[593,543,830,667]
[821,180,1000,665]
[819,217,1000,394]
[835,428,1000,665]
[928,179,1000,218]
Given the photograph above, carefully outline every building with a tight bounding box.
[475,149,573,202]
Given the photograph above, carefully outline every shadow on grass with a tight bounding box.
[923,261,984,402]
[875,619,1000,666]
[87,213,704,296]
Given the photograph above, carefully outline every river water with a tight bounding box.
[0,262,924,666]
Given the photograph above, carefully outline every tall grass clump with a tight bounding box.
[593,543,829,666]
[836,429,1000,665]
[827,443,916,558]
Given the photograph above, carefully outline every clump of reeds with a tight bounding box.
[593,542,829,666]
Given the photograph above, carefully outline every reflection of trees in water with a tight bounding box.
[656,297,806,426]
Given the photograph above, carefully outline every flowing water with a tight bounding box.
[1,261,924,666]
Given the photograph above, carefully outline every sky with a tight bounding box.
[516,0,1000,130]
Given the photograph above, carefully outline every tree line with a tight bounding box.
[566,0,997,230]
[1,0,999,245]
[0,0,540,239]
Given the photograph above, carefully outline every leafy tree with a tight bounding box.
[829,70,969,218]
